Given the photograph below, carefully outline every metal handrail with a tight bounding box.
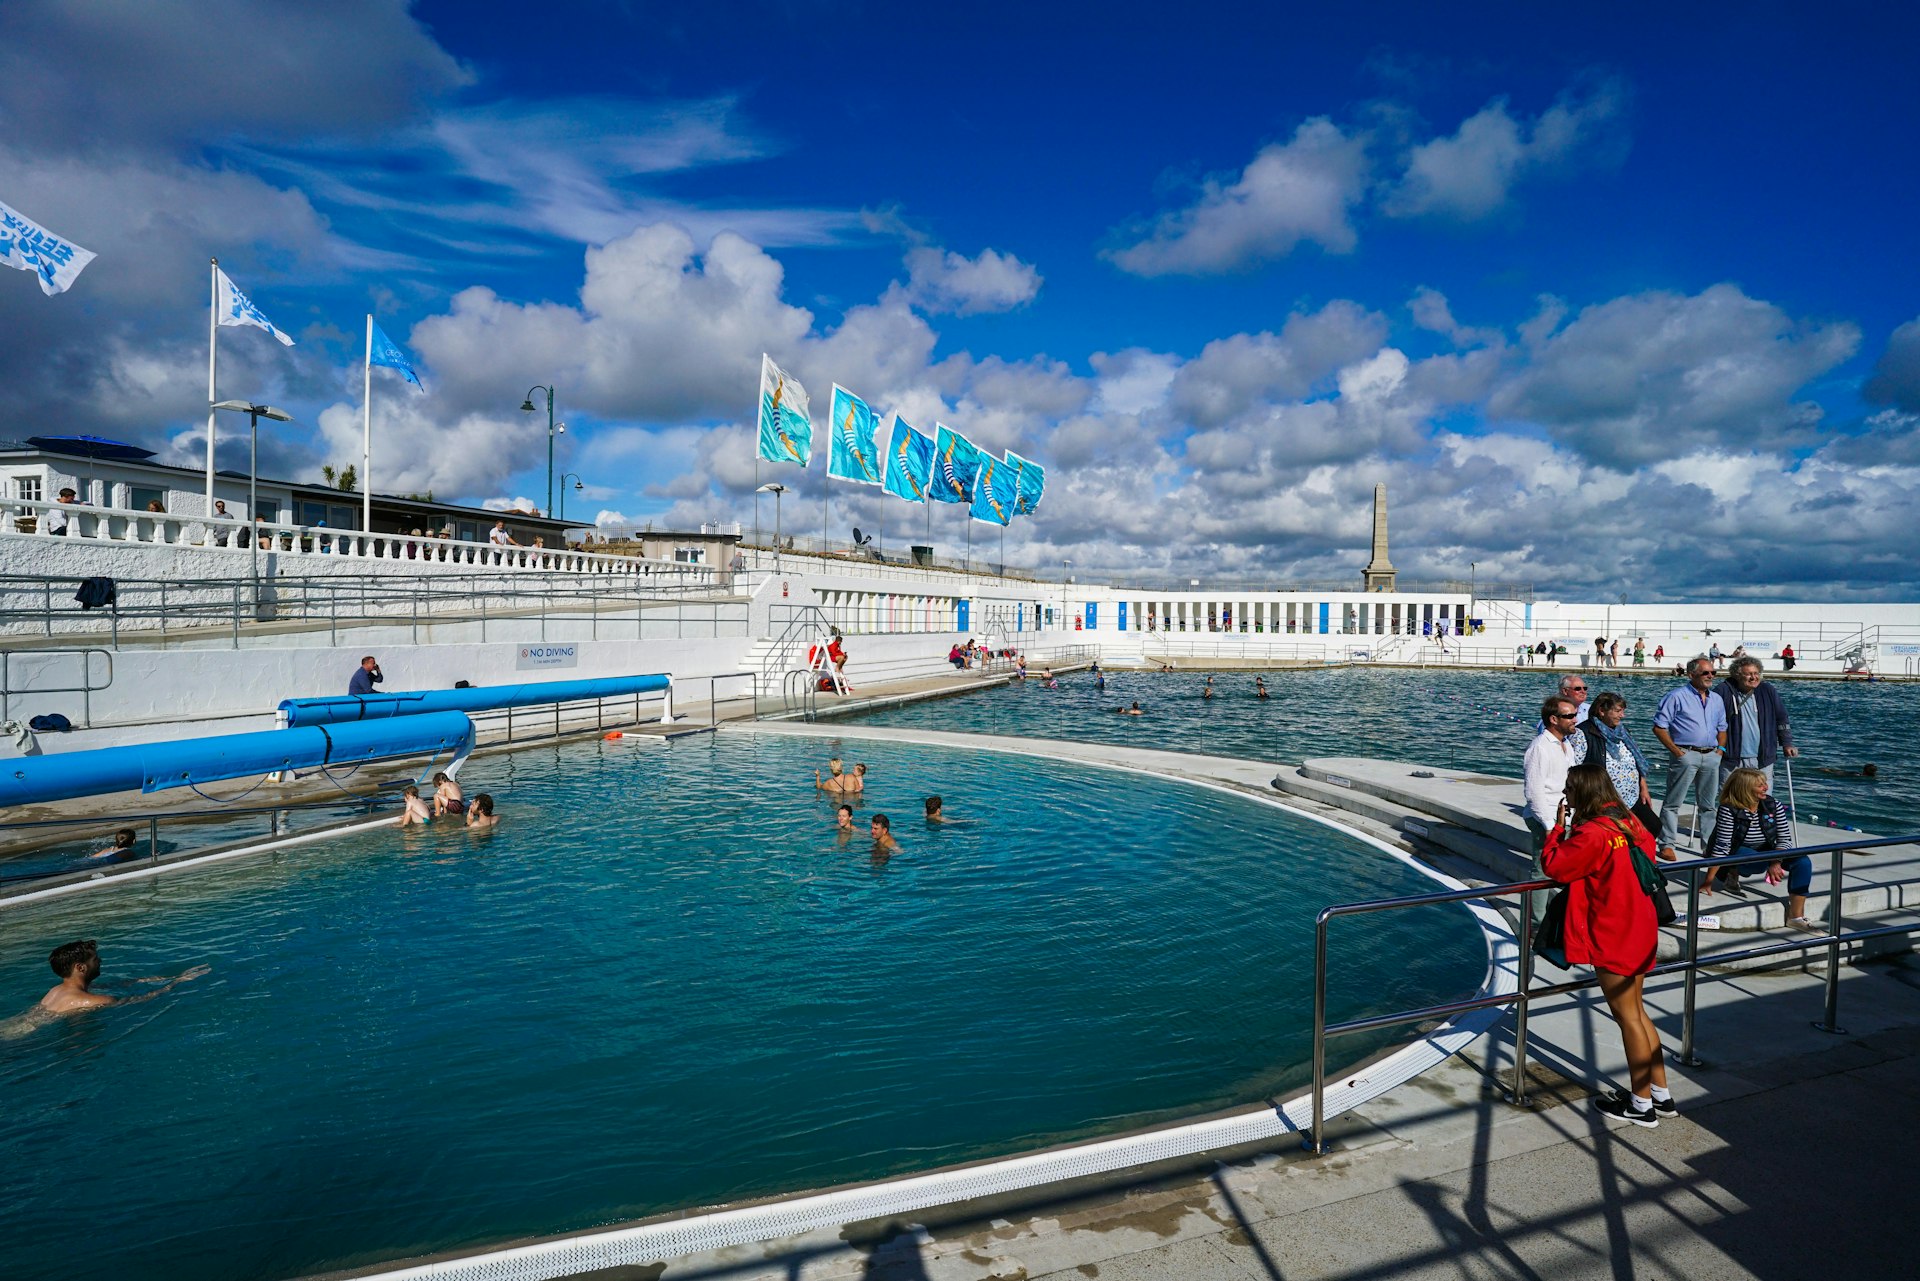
[1,647,112,726]
[1305,833,1920,1154]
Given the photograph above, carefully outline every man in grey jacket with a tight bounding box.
[1715,656,1797,788]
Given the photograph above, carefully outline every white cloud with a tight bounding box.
[903,246,1042,315]
[1864,316,1920,412]
[1105,118,1370,275]
[1386,79,1628,220]
[1488,283,1860,467]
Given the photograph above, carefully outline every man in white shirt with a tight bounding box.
[1521,694,1586,923]
[488,519,514,546]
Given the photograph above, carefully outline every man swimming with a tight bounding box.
[1255,677,1270,700]
[35,940,209,1016]
[464,793,499,829]
[1813,763,1879,780]
[870,814,899,857]
[924,796,953,823]
[1114,701,1144,716]
[86,828,140,862]
[1202,676,1214,700]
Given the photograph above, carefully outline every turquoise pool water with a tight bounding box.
[0,732,1483,1281]
[850,667,1919,835]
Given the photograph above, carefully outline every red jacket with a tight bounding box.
[1542,815,1657,975]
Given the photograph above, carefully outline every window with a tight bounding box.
[297,500,331,526]
[14,475,42,503]
[129,486,166,512]
[674,546,706,563]
[328,505,360,531]
[458,522,477,542]
[255,500,281,523]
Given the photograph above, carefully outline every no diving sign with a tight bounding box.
[517,644,578,670]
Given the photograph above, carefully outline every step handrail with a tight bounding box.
[1306,833,1920,1154]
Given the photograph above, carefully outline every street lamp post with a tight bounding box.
[757,482,787,572]
[519,385,564,515]
[1061,559,1073,630]
[558,472,585,522]
[212,399,292,620]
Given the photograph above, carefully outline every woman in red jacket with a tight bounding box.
[1544,763,1672,1127]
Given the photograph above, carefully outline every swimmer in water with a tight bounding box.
[1114,701,1144,716]
[397,784,432,826]
[432,771,465,816]
[32,940,209,1017]
[870,813,899,858]
[464,793,498,829]
[1255,677,1270,700]
[1813,764,1879,780]
[924,795,952,823]
[1202,676,1214,700]
[1096,672,1107,691]
[86,828,139,862]
[816,758,852,794]
[836,804,856,843]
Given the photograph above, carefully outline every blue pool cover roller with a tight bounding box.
[277,673,672,728]
[0,711,476,808]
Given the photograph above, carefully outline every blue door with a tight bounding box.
[1117,601,1128,631]
[1318,602,1330,634]
[1085,602,1098,630]
[957,599,970,631]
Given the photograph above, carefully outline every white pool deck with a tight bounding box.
[324,723,1919,1281]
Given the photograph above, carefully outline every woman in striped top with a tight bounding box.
[1704,767,1817,931]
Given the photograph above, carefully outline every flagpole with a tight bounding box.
[362,315,373,546]
[205,258,218,519]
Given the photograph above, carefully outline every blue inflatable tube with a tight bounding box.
[277,673,672,728]
[0,711,475,809]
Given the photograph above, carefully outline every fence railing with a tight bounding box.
[3,495,715,583]
[1306,835,1919,1154]
[0,572,750,648]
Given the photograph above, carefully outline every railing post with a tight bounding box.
[1814,848,1848,1034]
[1679,863,1706,1064]
[1509,886,1535,1106]
[1307,910,1330,1154]
[148,816,160,864]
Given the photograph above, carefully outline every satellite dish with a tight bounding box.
[851,526,873,547]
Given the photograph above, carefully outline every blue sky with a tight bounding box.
[3,1,1918,598]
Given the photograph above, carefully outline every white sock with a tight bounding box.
[1629,1093,1653,1112]
[1650,1086,1671,1102]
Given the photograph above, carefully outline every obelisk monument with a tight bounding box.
[1361,483,1396,592]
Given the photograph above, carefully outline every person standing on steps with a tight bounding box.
[1651,657,1729,862]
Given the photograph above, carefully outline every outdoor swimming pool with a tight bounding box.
[0,731,1485,1281]
[849,667,1919,834]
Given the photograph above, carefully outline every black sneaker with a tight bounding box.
[1610,1088,1676,1117]
[1596,1091,1660,1127]
[1720,877,1749,898]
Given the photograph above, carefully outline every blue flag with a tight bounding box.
[0,198,96,296]
[970,452,1018,526]
[756,354,812,468]
[1006,449,1046,515]
[826,384,883,485]
[369,320,423,388]
[883,414,935,504]
[215,266,294,346]
[931,424,983,504]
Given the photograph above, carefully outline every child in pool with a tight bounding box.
[432,772,465,816]
[398,784,433,826]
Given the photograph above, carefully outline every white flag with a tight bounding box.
[0,198,96,296]
[215,267,295,346]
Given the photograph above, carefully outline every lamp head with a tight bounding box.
[554,422,565,435]
[519,399,537,413]
[756,482,786,495]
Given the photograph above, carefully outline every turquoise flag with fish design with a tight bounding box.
[883,413,935,504]
[931,424,983,504]
[755,354,812,467]
[1006,449,1046,516]
[827,384,883,485]
[969,451,1018,526]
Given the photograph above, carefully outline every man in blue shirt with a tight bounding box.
[348,655,383,697]
[1651,656,1729,860]
[1714,656,1797,789]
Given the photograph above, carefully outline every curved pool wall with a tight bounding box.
[0,730,1510,1281]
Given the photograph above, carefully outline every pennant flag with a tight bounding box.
[931,424,984,504]
[0,198,96,296]
[883,413,935,504]
[826,384,884,485]
[756,354,813,467]
[1006,449,1046,516]
[970,452,1018,526]
[369,321,423,388]
[215,267,294,346]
